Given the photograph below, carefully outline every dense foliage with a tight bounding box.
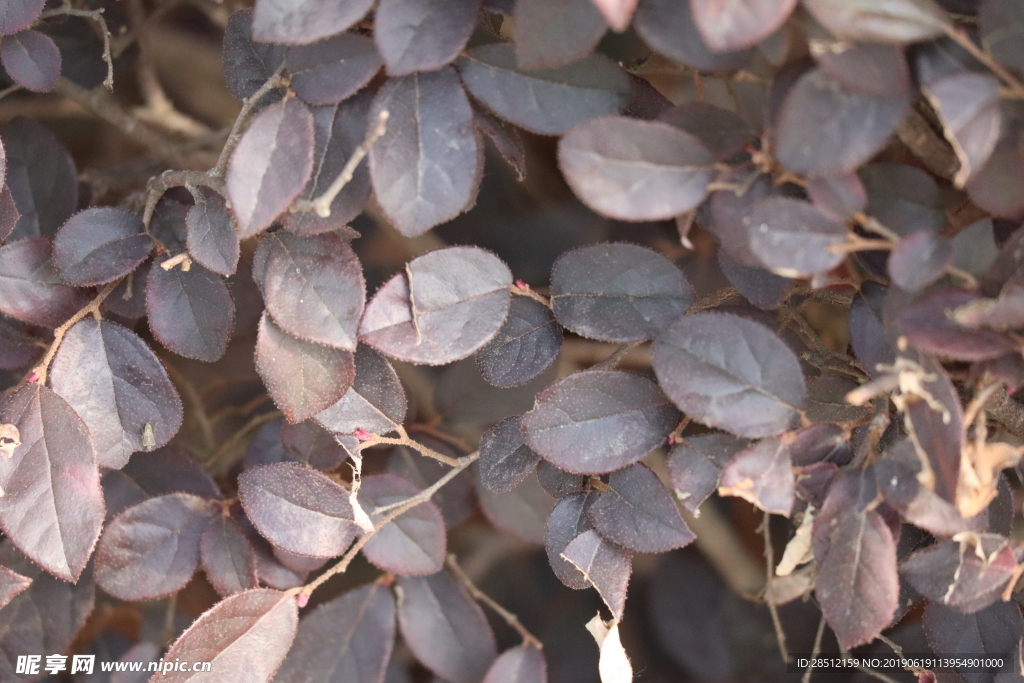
[1,0,1024,681]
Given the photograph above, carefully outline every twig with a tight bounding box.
[41,6,114,90]
[30,280,121,385]
[511,281,551,306]
[290,451,479,604]
[802,614,827,683]
[0,84,23,102]
[142,169,225,227]
[592,340,645,371]
[852,213,901,243]
[446,554,543,649]
[688,286,739,313]
[761,511,789,663]
[210,66,287,178]
[943,26,1024,99]
[358,427,460,467]
[292,109,389,217]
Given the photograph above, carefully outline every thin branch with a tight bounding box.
[802,614,827,683]
[31,280,121,385]
[592,340,645,371]
[446,553,543,650]
[0,84,23,102]
[41,6,114,90]
[944,26,1024,99]
[142,169,225,227]
[688,286,739,313]
[511,281,551,307]
[761,511,789,663]
[852,213,901,243]
[357,427,460,467]
[291,451,479,604]
[292,109,389,217]
[210,66,287,178]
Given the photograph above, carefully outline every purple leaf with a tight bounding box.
[690,0,798,51]
[657,101,756,161]
[186,187,239,276]
[966,102,1024,219]
[806,172,867,222]
[558,117,715,221]
[359,473,447,575]
[232,505,308,590]
[901,534,1018,614]
[0,236,87,326]
[545,490,599,589]
[50,319,183,469]
[255,312,355,422]
[801,0,950,43]
[52,207,152,286]
[280,420,349,471]
[476,295,561,388]
[0,384,103,581]
[315,344,407,436]
[147,257,235,362]
[514,0,607,70]
[256,231,364,350]
[922,600,1024,683]
[536,460,585,498]
[95,493,218,601]
[0,0,44,37]
[717,250,791,311]
[718,437,795,516]
[474,108,527,181]
[1,117,77,240]
[549,243,693,341]
[589,463,694,553]
[860,162,945,236]
[924,72,1001,187]
[286,32,381,105]
[375,0,480,76]
[152,589,298,683]
[238,462,358,557]
[252,0,374,45]
[397,571,498,683]
[849,282,895,377]
[560,529,632,620]
[388,442,476,529]
[0,185,19,242]
[457,43,630,136]
[521,370,679,474]
[227,97,315,238]
[483,645,548,683]
[634,0,752,72]
[369,67,481,237]
[275,583,396,683]
[222,9,285,101]
[359,246,513,365]
[814,41,911,99]
[653,312,806,438]
[479,416,542,493]
[900,288,1018,361]
[667,433,748,513]
[0,564,31,609]
[747,197,848,277]
[980,0,1024,71]
[121,445,222,500]
[201,514,259,597]
[476,471,556,544]
[0,30,60,92]
[888,229,953,291]
[590,0,638,31]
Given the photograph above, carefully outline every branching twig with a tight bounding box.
[292,110,389,217]
[802,613,827,683]
[357,426,460,467]
[41,6,114,90]
[142,169,225,227]
[210,66,287,179]
[290,451,479,604]
[446,554,543,649]
[30,280,121,385]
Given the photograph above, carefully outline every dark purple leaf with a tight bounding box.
[667,433,748,513]
[0,384,103,581]
[476,470,556,544]
[476,295,561,388]
[239,462,357,557]
[900,288,1018,361]
[560,529,632,620]
[0,30,60,92]
[53,207,152,286]
[923,600,1024,683]
[0,236,86,327]
[359,473,446,575]
[0,314,40,369]
[484,645,548,683]
[902,352,964,503]
[375,0,479,76]
[457,43,630,136]
[590,0,638,31]
[232,505,308,590]
[388,442,476,529]
[280,420,348,470]
[691,0,798,50]
[549,243,694,341]
[814,40,911,99]
[709,171,777,265]
[256,313,355,422]
[0,0,43,36]
[980,0,1024,71]
[966,101,1024,219]
[801,0,950,43]
[154,589,298,683]
[901,534,1017,614]
[657,101,756,161]
[222,9,286,101]
[252,0,374,45]
[359,246,513,365]
[369,67,480,237]
[806,172,868,222]
[717,250,791,311]
[888,229,953,291]
[479,416,542,493]
[257,231,364,350]
[812,469,899,649]
[514,0,607,70]
[147,257,234,362]
[0,185,19,242]
[860,162,945,236]
[201,514,259,597]
[849,282,895,377]
[558,117,715,221]
[397,571,498,683]
[954,270,1024,332]
[474,108,527,181]
[315,344,406,436]
[589,463,694,553]
[653,312,806,438]
[0,564,31,609]
[545,490,599,589]
[121,445,222,500]
[50,319,183,469]
[718,437,794,516]
[148,193,190,252]
[227,97,315,238]
[924,71,1002,186]
[95,493,218,601]
[634,0,752,71]
[536,460,585,498]
[1,117,77,240]
[747,197,848,277]
[521,370,679,474]
[772,67,910,176]
[186,186,239,276]
[286,32,381,105]
[283,92,372,236]
[275,583,396,683]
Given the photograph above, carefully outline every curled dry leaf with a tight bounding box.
[718,436,795,516]
[585,614,633,683]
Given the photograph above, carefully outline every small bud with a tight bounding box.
[515,280,528,289]
[296,593,309,608]
[353,428,374,442]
